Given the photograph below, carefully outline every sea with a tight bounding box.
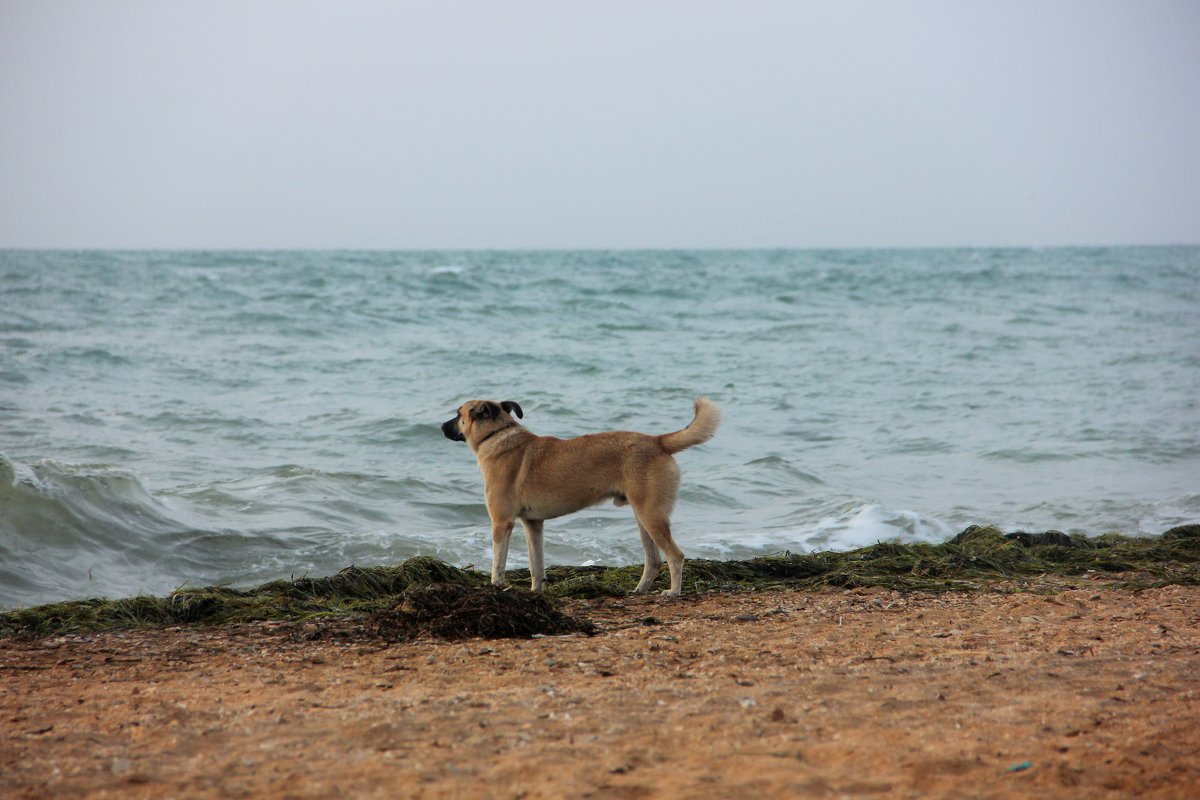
[1,248,1197,609]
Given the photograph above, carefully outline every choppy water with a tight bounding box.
[1,248,1197,609]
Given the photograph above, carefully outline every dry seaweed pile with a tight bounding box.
[0,557,483,639]
[370,583,595,641]
[532,524,1200,597]
[2,524,1197,639]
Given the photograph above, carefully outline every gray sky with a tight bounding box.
[2,1,1198,249]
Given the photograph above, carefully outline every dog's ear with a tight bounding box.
[500,400,523,419]
[470,401,501,421]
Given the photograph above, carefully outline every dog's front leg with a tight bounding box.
[521,518,545,592]
[490,517,515,587]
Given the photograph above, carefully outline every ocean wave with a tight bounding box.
[982,448,1076,464]
[717,456,826,494]
[0,455,181,541]
[0,455,480,608]
[681,502,954,559]
[0,454,206,608]
[165,465,441,524]
[349,418,462,445]
[0,311,47,333]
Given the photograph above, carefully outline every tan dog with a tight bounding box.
[442,398,720,595]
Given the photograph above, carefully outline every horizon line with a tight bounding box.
[3,242,1198,253]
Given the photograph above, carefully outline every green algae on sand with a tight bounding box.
[2,525,1197,639]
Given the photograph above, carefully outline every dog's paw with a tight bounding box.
[659,589,681,598]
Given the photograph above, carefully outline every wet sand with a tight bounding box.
[3,582,1198,799]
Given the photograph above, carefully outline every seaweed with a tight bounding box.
[2,526,1197,639]
[0,557,485,639]
[370,583,595,641]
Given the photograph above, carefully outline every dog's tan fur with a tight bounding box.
[442,398,720,595]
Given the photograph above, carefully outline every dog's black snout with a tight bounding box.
[442,418,466,442]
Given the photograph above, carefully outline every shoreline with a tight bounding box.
[3,582,1198,798]
[3,525,1198,638]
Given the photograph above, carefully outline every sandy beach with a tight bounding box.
[3,580,1198,799]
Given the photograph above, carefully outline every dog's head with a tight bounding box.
[442,400,524,445]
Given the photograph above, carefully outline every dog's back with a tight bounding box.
[514,398,719,519]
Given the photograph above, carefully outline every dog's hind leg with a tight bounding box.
[521,518,545,592]
[490,517,515,588]
[633,511,684,596]
[633,521,663,593]
[629,460,684,596]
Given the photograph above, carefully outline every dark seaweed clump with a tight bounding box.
[0,557,482,639]
[2,525,1197,638]
[370,583,595,641]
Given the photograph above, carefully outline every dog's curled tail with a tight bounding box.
[659,397,721,455]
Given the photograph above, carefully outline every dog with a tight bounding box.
[441,397,720,596]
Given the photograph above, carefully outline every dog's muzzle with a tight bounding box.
[442,418,466,442]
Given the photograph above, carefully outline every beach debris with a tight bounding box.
[1006,761,1033,773]
[1162,524,1200,541]
[4,525,1198,638]
[1004,530,1074,548]
[368,583,596,641]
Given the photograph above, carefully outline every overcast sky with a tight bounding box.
[1,1,1198,249]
